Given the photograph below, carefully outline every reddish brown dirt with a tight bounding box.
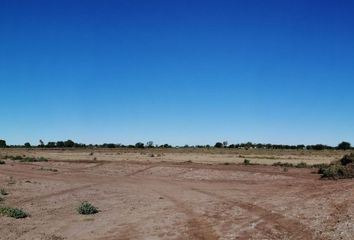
[1,157,354,240]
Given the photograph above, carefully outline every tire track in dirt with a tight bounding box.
[0,167,67,182]
[189,187,317,240]
[99,224,138,240]
[125,165,159,177]
[15,183,95,205]
[147,186,219,240]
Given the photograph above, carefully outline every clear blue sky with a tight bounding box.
[0,0,353,146]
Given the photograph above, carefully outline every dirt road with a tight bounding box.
[0,157,353,240]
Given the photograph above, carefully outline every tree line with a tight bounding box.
[0,139,352,150]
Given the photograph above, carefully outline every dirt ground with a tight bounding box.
[0,149,353,240]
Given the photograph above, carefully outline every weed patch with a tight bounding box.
[77,201,98,215]
[272,162,294,168]
[0,207,29,219]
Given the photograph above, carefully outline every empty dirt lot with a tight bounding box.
[0,149,353,240]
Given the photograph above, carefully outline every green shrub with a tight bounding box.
[340,153,354,166]
[0,189,8,195]
[321,164,347,179]
[243,159,251,165]
[0,207,28,219]
[316,164,330,174]
[77,201,98,215]
[319,154,354,179]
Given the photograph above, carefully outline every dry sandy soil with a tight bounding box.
[0,149,353,240]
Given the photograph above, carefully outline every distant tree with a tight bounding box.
[56,141,65,148]
[135,142,145,148]
[64,140,75,148]
[214,142,223,148]
[46,142,56,148]
[39,139,44,147]
[296,145,305,150]
[223,141,228,148]
[146,141,154,148]
[256,143,263,149]
[0,139,6,148]
[24,142,31,148]
[306,144,332,150]
[337,141,351,150]
[103,143,116,148]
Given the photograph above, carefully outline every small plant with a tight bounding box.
[0,196,4,202]
[243,159,251,165]
[0,189,8,195]
[77,201,98,215]
[0,160,5,164]
[0,207,29,219]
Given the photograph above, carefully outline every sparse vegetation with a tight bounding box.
[77,201,98,215]
[20,156,48,162]
[0,160,5,164]
[4,155,48,162]
[320,154,354,179]
[0,207,29,218]
[272,162,294,167]
[320,164,347,179]
[295,162,308,168]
